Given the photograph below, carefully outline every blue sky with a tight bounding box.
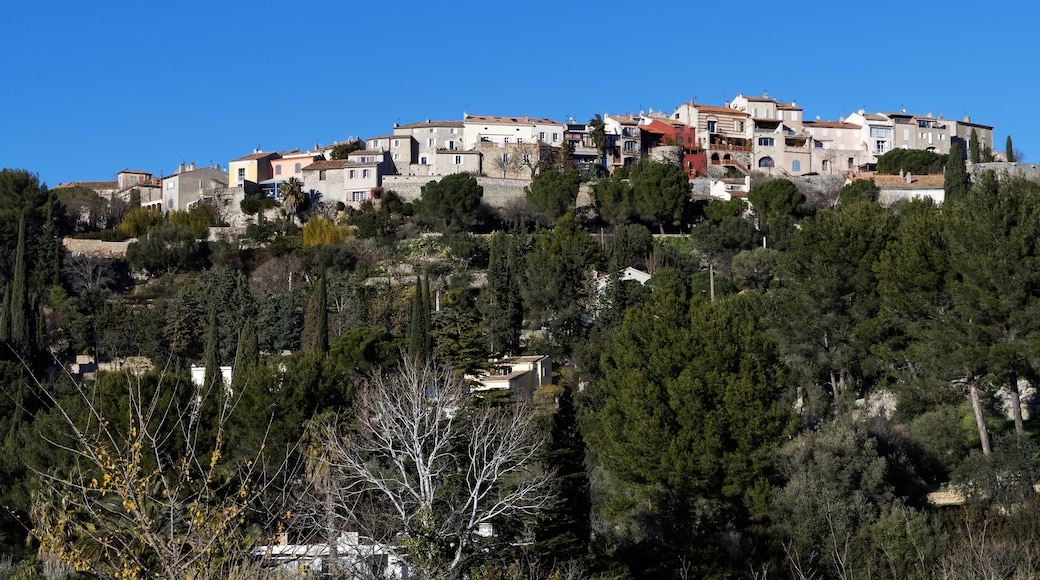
[2,1,1034,187]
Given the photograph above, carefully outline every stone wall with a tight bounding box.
[63,238,133,258]
[971,162,1040,181]
[382,175,532,209]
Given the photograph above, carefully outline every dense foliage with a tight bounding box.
[2,165,1040,578]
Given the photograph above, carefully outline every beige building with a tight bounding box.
[672,100,752,174]
[462,114,565,150]
[802,121,869,174]
[469,355,552,403]
[391,120,465,176]
[729,94,811,175]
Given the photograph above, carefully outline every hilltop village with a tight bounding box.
[3,91,1040,579]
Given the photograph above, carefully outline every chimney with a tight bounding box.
[963,115,971,123]
[906,172,913,185]
[188,162,196,171]
[178,163,186,174]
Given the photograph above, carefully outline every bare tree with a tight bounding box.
[310,359,555,577]
[62,255,118,293]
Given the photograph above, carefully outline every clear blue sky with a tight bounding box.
[2,1,1034,187]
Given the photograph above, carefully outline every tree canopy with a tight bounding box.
[415,172,483,229]
[524,168,581,226]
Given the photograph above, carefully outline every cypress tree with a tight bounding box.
[1006,135,1016,162]
[203,302,220,392]
[969,129,981,164]
[9,211,28,355]
[234,317,258,372]
[944,142,970,204]
[408,276,432,360]
[314,270,328,355]
[483,231,522,356]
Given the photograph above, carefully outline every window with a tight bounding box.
[447,140,455,150]
[870,126,892,138]
[758,157,775,168]
[319,170,326,181]
[875,140,887,154]
[393,139,400,147]
[822,128,829,136]
[903,128,910,141]
[758,137,774,146]
[835,129,842,137]
[791,111,798,121]
[420,156,428,165]
[734,120,740,131]
[814,141,823,148]
[539,131,545,141]
[294,163,301,173]
[428,138,436,147]
[848,157,855,169]
[275,165,282,175]
[352,191,367,202]
[503,137,509,143]
[237,168,245,182]
[552,133,559,142]
[130,176,138,185]
[778,110,785,121]
[454,155,462,165]
[450,128,457,134]
[167,180,174,189]
[707,119,717,132]
[792,160,801,172]
[752,108,758,117]
[393,153,400,161]
[516,138,524,144]
[822,160,829,171]
[349,170,356,179]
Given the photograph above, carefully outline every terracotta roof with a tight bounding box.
[349,150,383,156]
[55,180,118,190]
[804,121,861,129]
[231,151,281,162]
[302,159,352,171]
[398,120,464,129]
[119,169,151,175]
[465,114,562,125]
[742,96,774,102]
[367,134,396,140]
[777,102,801,110]
[872,174,946,189]
[692,104,750,116]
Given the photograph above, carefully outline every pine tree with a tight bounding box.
[1006,135,1016,162]
[944,142,970,204]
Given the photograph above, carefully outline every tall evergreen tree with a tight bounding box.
[203,302,220,392]
[407,276,432,360]
[314,270,329,355]
[969,129,981,164]
[944,142,970,204]
[8,211,29,356]
[482,231,522,356]
[1006,135,1016,162]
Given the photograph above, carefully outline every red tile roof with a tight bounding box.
[231,151,281,162]
[804,121,861,129]
[398,120,464,128]
[465,114,562,125]
[302,159,352,171]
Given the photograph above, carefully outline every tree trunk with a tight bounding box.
[1009,371,1025,437]
[968,377,992,456]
